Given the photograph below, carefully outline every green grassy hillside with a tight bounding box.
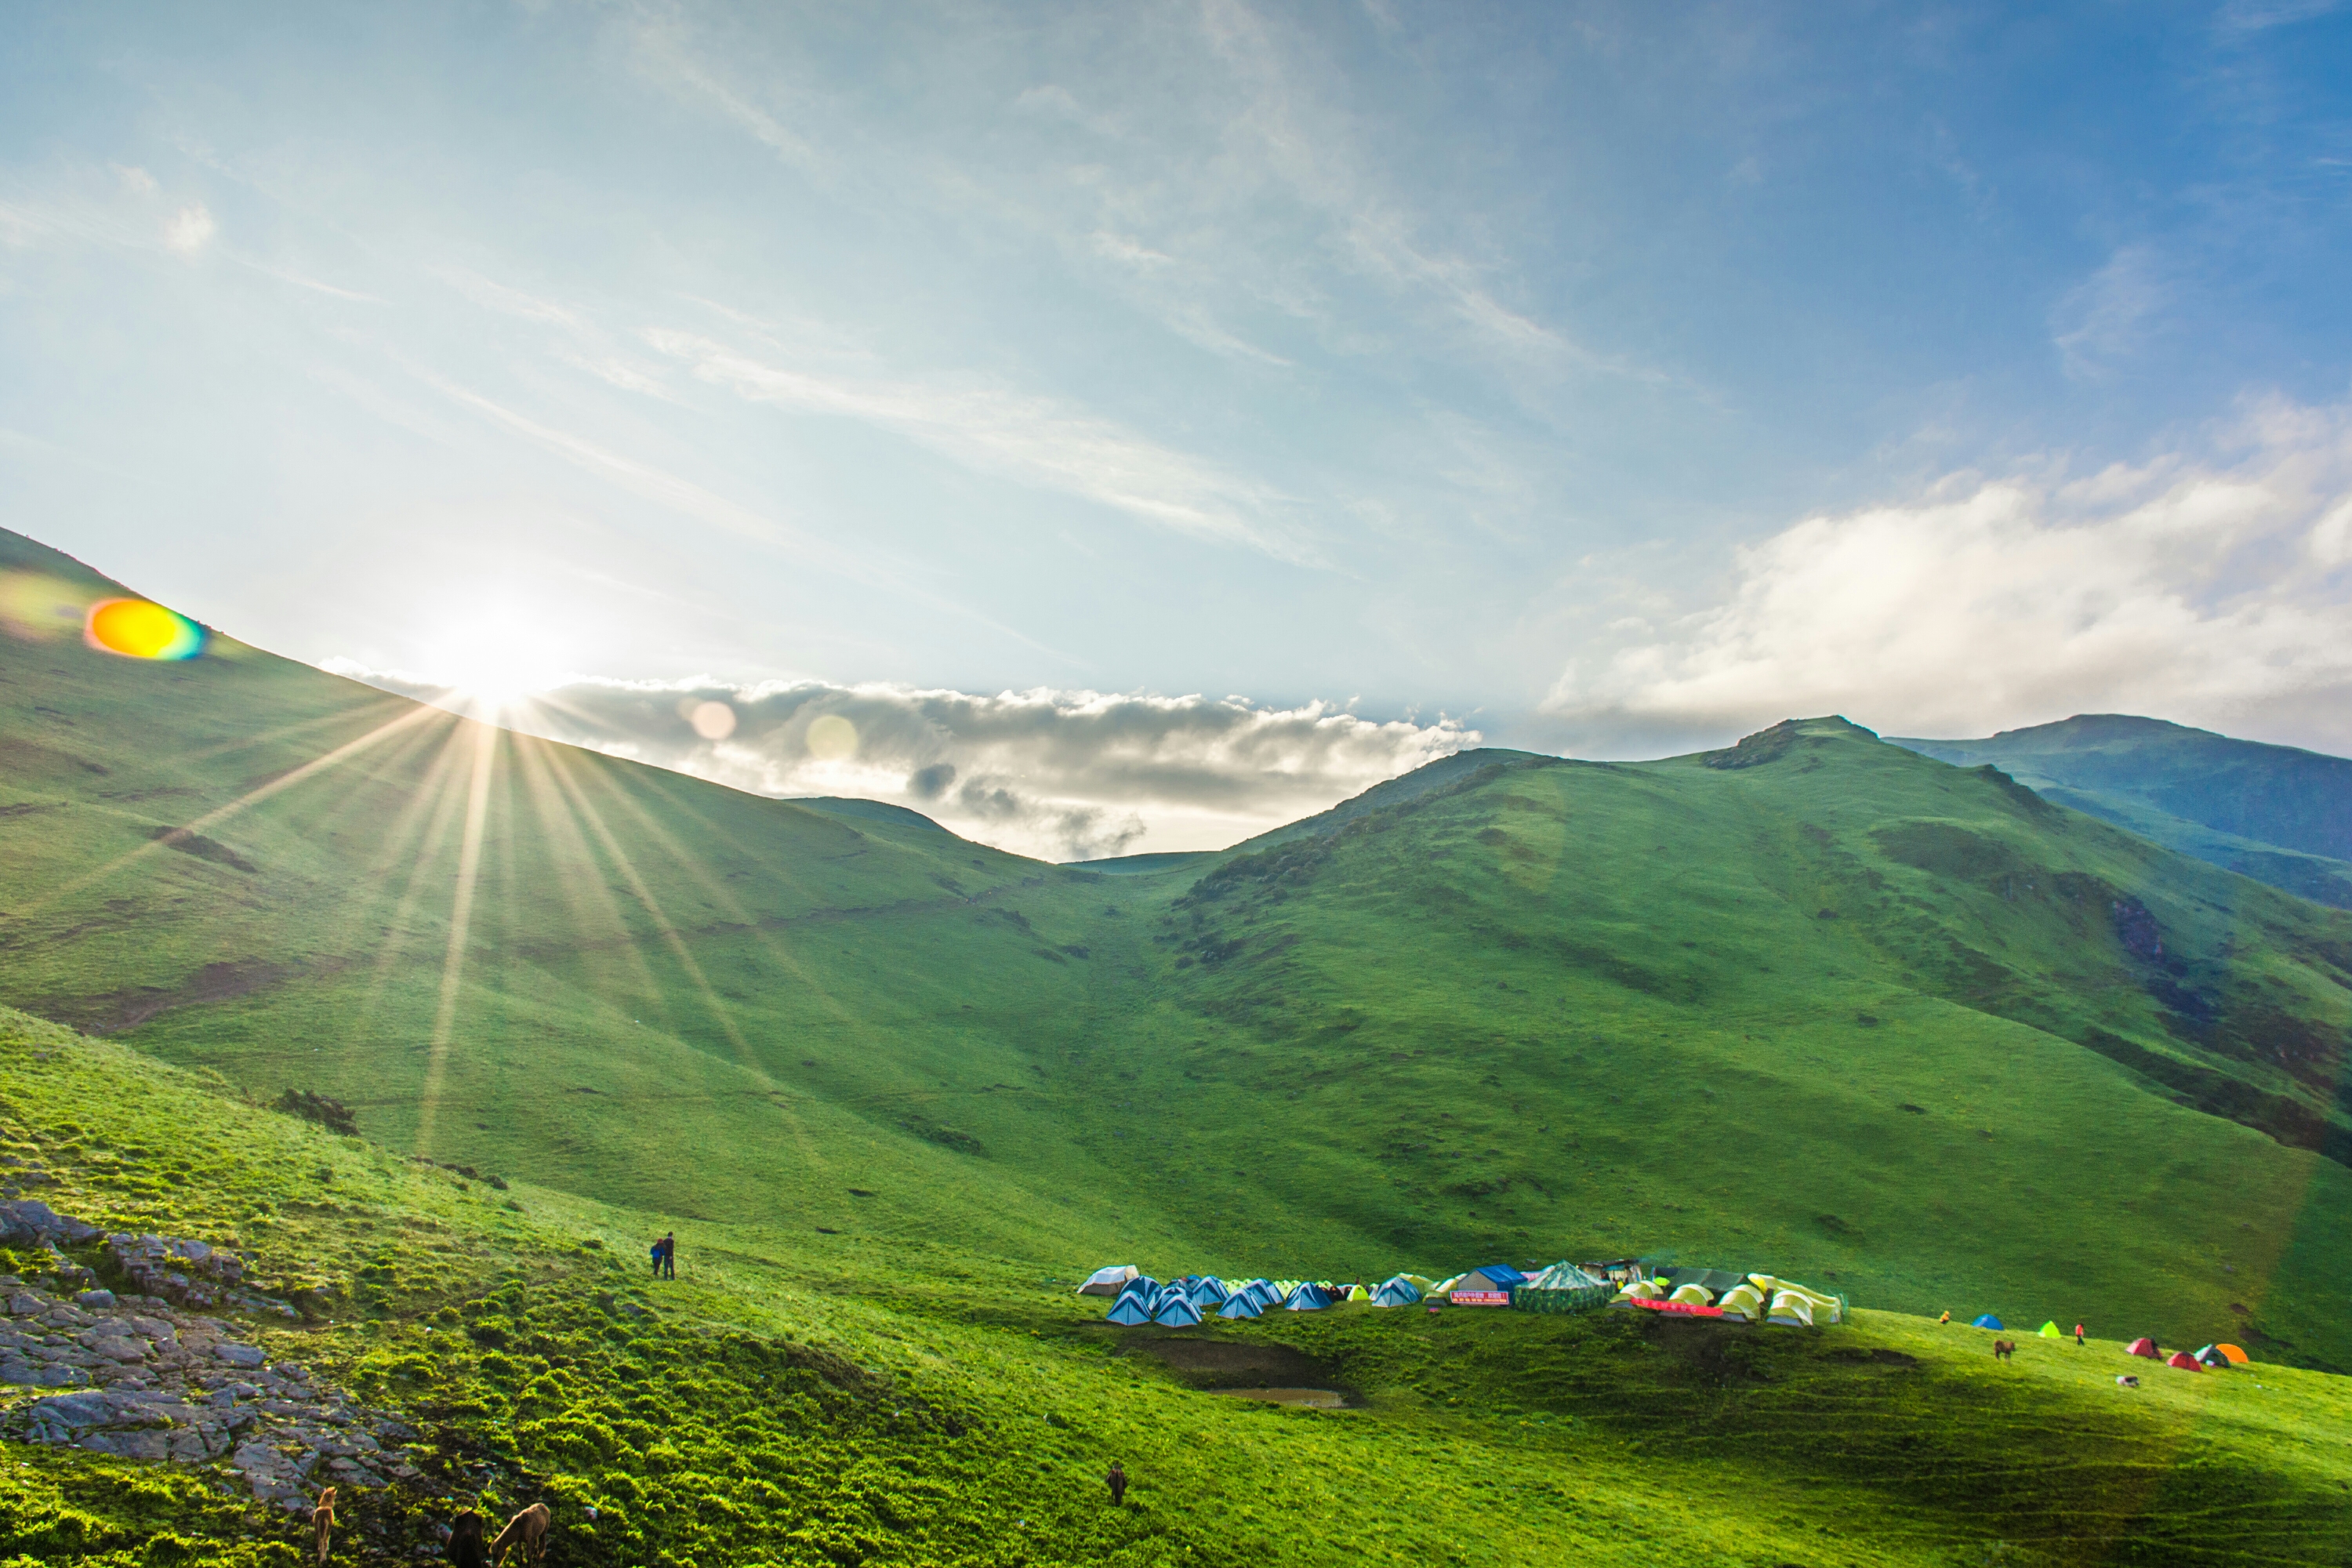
[5,526,2352,1381]
[1893,714,2352,909]
[6,1004,2350,1568]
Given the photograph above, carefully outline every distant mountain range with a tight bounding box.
[1892,715,2352,909]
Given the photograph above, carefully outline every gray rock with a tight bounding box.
[76,1290,116,1310]
[83,1428,169,1461]
[5,1293,44,1316]
[213,1343,266,1368]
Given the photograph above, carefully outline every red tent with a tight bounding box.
[2126,1337,2159,1358]
[2166,1351,2201,1370]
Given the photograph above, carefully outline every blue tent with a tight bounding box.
[1188,1276,1230,1308]
[1218,1292,1263,1319]
[1116,1276,1160,1304]
[1971,1314,2004,1331]
[1462,1265,1528,1291]
[1153,1294,1203,1327]
[1105,1295,1152,1326]
[1285,1283,1333,1311]
[1371,1274,1422,1307]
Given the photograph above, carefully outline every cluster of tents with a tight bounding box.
[1965,1315,2249,1370]
[1609,1267,1846,1326]
[1078,1258,1831,1326]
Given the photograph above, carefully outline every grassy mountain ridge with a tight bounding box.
[4,528,2352,1375]
[1893,714,2352,909]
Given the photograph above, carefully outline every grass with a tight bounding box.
[4,1004,2350,1567]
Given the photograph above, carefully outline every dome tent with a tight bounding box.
[1370,1275,1422,1307]
[1153,1294,1203,1327]
[1079,1265,1141,1298]
[2165,1350,2201,1370]
[1218,1292,1263,1319]
[1970,1315,2004,1330]
[2126,1338,2160,1358]
[2038,1321,2062,1338]
[2215,1343,2249,1364]
[1105,1295,1152,1326]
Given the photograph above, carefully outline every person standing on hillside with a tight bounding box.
[650,1236,664,1278]
[1105,1462,1127,1506]
[659,1231,677,1279]
[2074,1323,2085,1346]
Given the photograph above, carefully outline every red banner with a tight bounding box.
[1449,1290,1512,1306]
[1628,1297,1723,1318]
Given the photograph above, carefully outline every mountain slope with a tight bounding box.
[1892,714,2352,909]
[6,528,2352,1372]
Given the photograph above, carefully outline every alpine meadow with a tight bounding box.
[5,523,2352,1566]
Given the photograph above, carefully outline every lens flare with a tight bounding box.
[806,713,858,760]
[689,700,737,740]
[85,597,206,660]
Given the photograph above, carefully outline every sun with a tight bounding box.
[419,604,575,717]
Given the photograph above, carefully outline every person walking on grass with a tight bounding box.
[1105,1463,1127,1507]
[650,1236,664,1278]
[659,1232,676,1279]
[2075,1323,2086,1347]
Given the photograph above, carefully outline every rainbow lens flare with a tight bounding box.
[85,597,207,661]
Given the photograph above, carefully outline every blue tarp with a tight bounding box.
[1105,1295,1152,1326]
[1971,1314,2004,1330]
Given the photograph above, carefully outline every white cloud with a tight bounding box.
[162,202,217,256]
[1547,395,2352,753]
[328,670,1478,861]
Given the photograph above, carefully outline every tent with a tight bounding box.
[1345,1284,1370,1302]
[1715,1283,1766,1322]
[1105,1295,1152,1326]
[1186,1276,1230,1308]
[1613,1279,1664,1304]
[2126,1338,2160,1358]
[2215,1343,2249,1365]
[1079,1265,1141,1298]
[1117,1275,1162,1303]
[2165,1351,2201,1371]
[1668,1283,1715,1306]
[1371,1275,1422,1308]
[1153,1294,1204,1327]
[1402,1275,1443,1298]
[1767,1291,1816,1328]
[1515,1262,1612,1316]
[2038,1321,2062,1338]
[1218,1292,1263,1319]
[2193,1344,2231,1367]
[1970,1315,2004,1330]
[1458,1265,1527,1292]
[1285,1283,1334,1312]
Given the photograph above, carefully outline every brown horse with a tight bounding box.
[447,1510,489,1568]
[489,1503,551,1566]
[1993,1339,2016,1361]
[310,1486,336,1566]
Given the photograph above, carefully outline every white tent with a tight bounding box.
[1078,1265,1142,1298]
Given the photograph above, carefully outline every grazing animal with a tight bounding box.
[447,1510,489,1568]
[310,1486,336,1566]
[489,1502,551,1566]
[1993,1339,2016,1361]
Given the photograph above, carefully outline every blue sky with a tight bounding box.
[5,2,2351,855]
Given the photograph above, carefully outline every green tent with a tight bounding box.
[2038,1321,2062,1338]
[1514,1261,1612,1316]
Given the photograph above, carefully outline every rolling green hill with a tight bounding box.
[4,524,2352,1388]
[9,1004,2350,1568]
[1893,714,2352,909]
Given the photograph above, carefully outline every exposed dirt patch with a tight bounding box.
[1828,1347,1920,1369]
[1119,1334,1363,1404]
[38,956,330,1033]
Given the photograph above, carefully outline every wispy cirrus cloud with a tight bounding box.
[322,667,1478,861]
[644,327,1320,564]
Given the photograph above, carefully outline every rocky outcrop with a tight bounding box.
[0,1219,414,1512]
[0,1197,101,1246]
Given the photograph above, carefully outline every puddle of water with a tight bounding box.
[1217,1387,1348,1409]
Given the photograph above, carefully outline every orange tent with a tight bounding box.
[2216,1343,2249,1364]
